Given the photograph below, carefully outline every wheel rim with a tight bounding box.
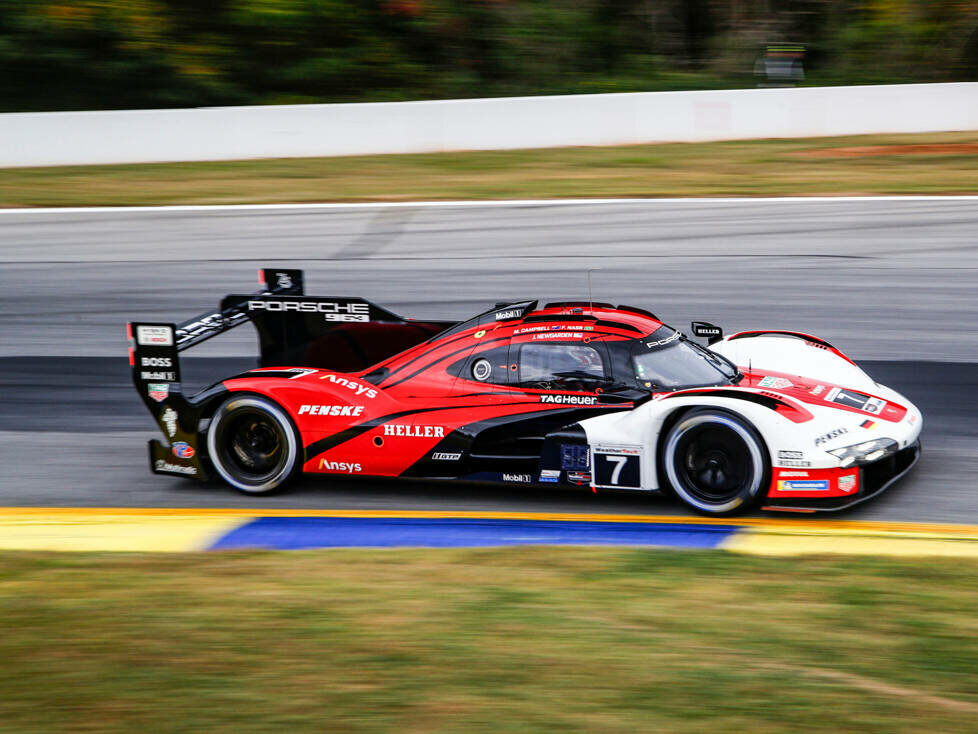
[225,410,285,479]
[665,413,763,513]
[208,397,298,493]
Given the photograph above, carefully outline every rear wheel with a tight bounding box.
[207,395,301,495]
[661,409,768,516]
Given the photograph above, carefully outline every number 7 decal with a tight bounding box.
[608,455,627,485]
[592,445,642,488]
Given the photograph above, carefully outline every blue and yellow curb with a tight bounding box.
[0,507,976,556]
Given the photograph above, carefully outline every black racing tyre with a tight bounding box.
[207,394,301,495]
[660,409,769,516]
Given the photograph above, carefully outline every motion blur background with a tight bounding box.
[2,0,978,112]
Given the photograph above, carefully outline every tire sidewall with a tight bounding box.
[207,393,301,495]
[660,408,770,516]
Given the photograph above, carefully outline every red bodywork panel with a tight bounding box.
[221,305,656,478]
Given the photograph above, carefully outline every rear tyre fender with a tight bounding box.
[207,393,302,495]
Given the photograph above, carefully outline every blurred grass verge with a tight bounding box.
[2,132,977,208]
[1,547,976,732]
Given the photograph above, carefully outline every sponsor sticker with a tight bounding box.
[838,474,857,493]
[539,469,560,483]
[758,376,794,389]
[864,397,885,415]
[318,459,362,473]
[594,445,641,456]
[161,407,177,437]
[560,444,590,471]
[567,471,592,483]
[778,479,830,492]
[777,449,812,467]
[176,312,240,343]
[154,459,196,476]
[299,404,365,416]
[140,356,172,367]
[810,384,825,396]
[540,394,597,406]
[147,383,169,402]
[778,470,810,478]
[141,371,176,381]
[383,424,445,438]
[136,325,173,346]
[814,427,848,447]
[645,331,681,349]
[172,441,195,459]
[248,300,370,323]
[503,473,533,483]
[318,373,378,398]
[495,309,522,321]
[431,452,462,461]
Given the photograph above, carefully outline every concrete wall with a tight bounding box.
[2,82,977,167]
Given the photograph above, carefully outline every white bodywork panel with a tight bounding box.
[576,333,922,492]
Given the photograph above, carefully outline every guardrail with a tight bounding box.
[2,82,976,167]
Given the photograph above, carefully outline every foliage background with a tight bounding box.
[1,1,977,112]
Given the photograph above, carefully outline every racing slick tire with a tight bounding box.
[207,394,301,495]
[661,408,769,516]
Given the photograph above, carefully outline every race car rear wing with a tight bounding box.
[127,267,454,480]
[127,268,305,413]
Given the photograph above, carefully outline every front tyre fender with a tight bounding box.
[659,408,770,516]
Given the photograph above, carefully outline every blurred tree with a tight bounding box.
[0,0,975,112]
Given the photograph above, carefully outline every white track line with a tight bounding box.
[2,196,978,215]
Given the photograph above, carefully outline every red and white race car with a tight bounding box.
[128,268,921,516]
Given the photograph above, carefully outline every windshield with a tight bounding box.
[632,327,737,390]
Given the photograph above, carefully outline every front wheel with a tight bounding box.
[207,394,301,495]
[661,409,769,516]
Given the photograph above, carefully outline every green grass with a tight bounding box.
[2,132,977,207]
[1,547,976,732]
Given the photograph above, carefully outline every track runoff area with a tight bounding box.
[3,197,978,556]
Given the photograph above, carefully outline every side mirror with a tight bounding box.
[691,321,723,345]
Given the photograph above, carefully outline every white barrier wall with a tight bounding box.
[2,82,977,167]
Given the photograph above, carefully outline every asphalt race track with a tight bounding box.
[2,198,976,523]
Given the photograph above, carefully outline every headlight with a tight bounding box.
[827,438,898,467]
